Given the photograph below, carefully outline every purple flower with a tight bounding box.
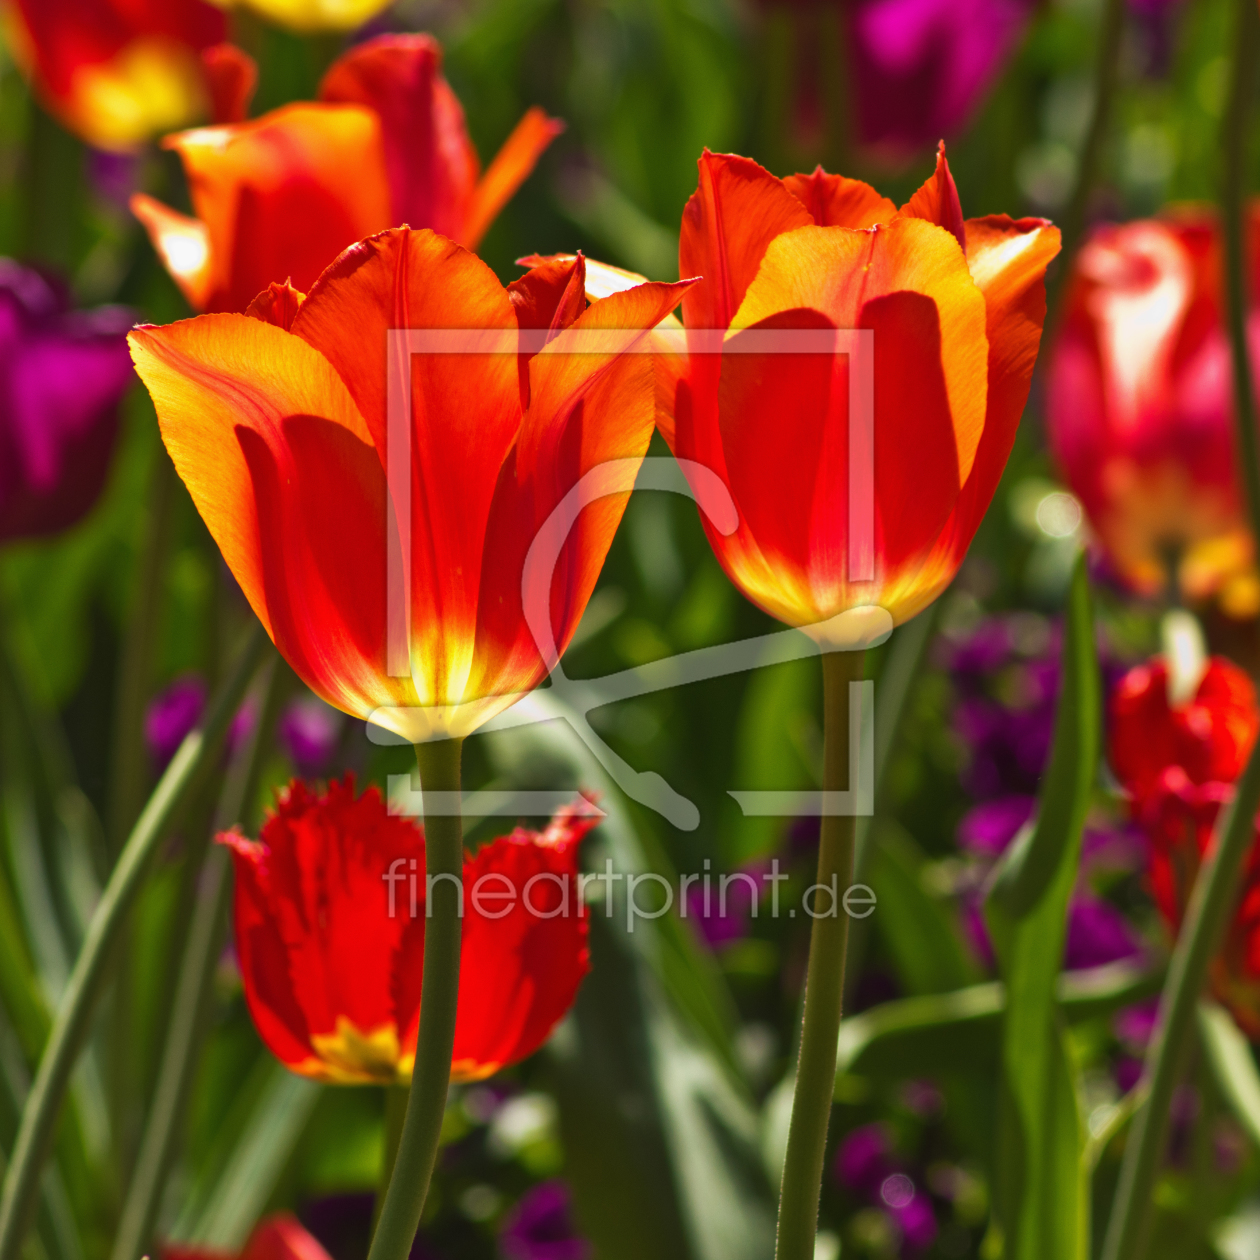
[957,795,1035,857]
[0,260,134,543]
[834,1123,896,1199]
[685,866,761,949]
[1064,893,1144,971]
[882,1175,937,1252]
[277,694,343,777]
[145,675,207,771]
[845,0,1037,159]
[499,1181,590,1260]
[1114,997,1160,1052]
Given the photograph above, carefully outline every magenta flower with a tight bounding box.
[145,675,208,771]
[276,695,343,778]
[846,0,1036,159]
[0,260,134,543]
[499,1181,590,1260]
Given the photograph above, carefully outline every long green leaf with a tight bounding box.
[984,553,1099,1260]
[173,1061,322,1251]
[1199,1001,1260,1150]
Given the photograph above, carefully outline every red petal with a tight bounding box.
[201,43,256,124]
[897,142,965,253]
[318,34,479,243]
[678,150,813,333]
[783,167,895,228]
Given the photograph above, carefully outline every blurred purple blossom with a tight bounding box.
[884,1181,937,1252]
[1114,997,1160,1052]
[87,148,142,209]
[0,260,134,543]
[499,1180,590,1260]
[835,1123,897,1199]
[846,0,1037,159]
[1064,894,1144,971]
[685,865,762,948]
[957,795,1035,856]
[145,675,207,771]
[278,694,343,777]
[145,674,257,773]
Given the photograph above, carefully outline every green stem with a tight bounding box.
[109,653,279,1260]
[373,1086,410,1231]
[366,738,464,1260]
[1222,0,1260,550]
[775,650,863,1260]
[1047,0,1126,320]
[0,623,268,1260]
[1101,7,1260,1255]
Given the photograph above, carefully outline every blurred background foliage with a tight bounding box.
[2,0,1260,1258]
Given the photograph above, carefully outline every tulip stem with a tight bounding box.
[367,737,464,1260]
[1222,0,1260,548]
[775,649,864,1260]
[0,622,268,1260]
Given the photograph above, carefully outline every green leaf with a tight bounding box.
[1199,1000,1260,1149]
[984,553,1099,1260]
[172,1059,322,1251]
[489,696,775,1260]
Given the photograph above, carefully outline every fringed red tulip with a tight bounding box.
[219,777,596,1084]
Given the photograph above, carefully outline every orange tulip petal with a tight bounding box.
[245,279,307,330]
[678,150,814,334]
[127,314,410,721]
[201,43,257,124]
[783,167,896,229]
[506,253,587,407]
[469,279,694,700]
[130,193,214,311]
[318,33,480,242]
[291,227,522,709]
[734,218,989,485]
[897,142,966,252]
[462,108,565,250]
[166,103,392,311]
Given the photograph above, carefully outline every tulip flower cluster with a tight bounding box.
[1111,655,1260,1034]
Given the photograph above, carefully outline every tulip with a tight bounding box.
[163,1213,334,1260]
[498,1181,590,1260]
[1110,655,1260,1036]
[671,143,1059,644]
[0,260,135,543]
[1047,212,1260,615]
[212,0,393,33]
[128,230,691,742]
[132,34,563,315]
[4,0,227,150]
[664,145,1057,1259]
[218,776,596,1084]
[844,0,1037,161]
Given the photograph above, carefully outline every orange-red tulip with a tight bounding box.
[3,0,226,149]
[219,777,596,1084]
[1047,213,1260,615]
[131,34,563,315]
[661,144,1059,644]
[129,229,692,741]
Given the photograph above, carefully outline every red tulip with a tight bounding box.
[163,1213,332,1260]
[131,34,563,315]
[1110,655,1260,1035]
[661,144,1059,643]
[219,777,596,1084]
[5,0,226,150]
[128,230,692,741]
[1047,213,1260,615]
